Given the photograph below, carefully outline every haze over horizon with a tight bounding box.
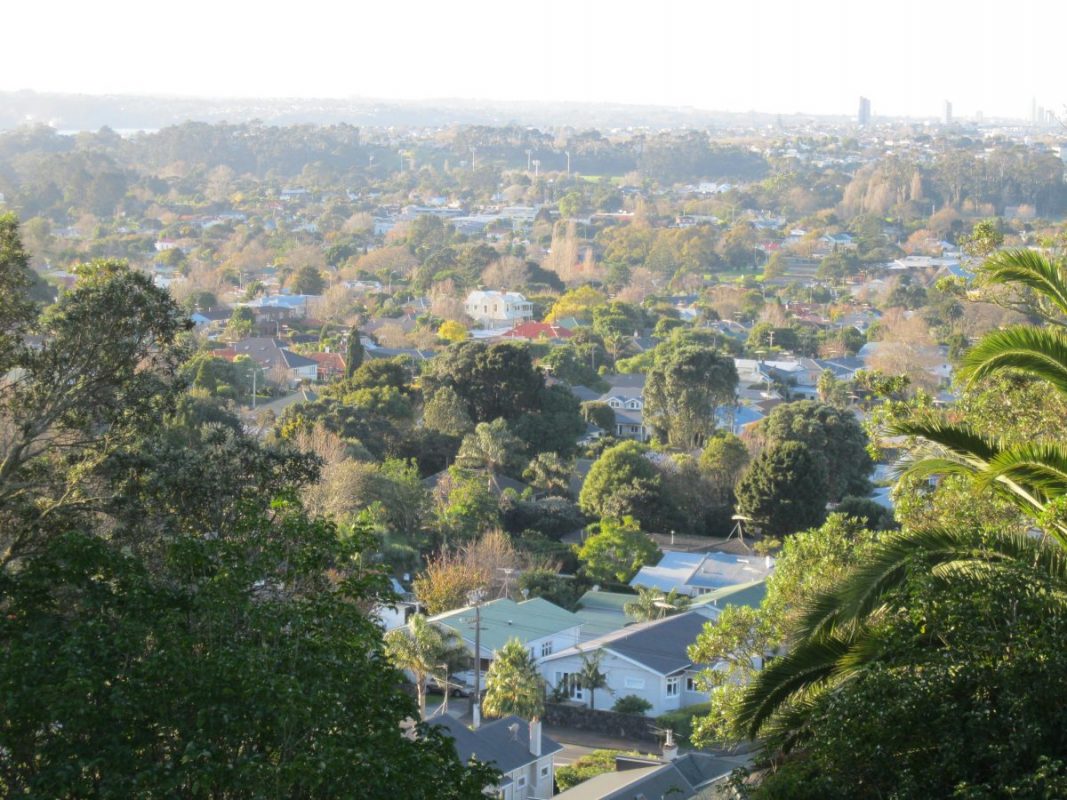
[5,0,1064,122]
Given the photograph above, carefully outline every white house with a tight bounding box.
[428,597,584,691]
[432,716,561,800]
[465,290,534,327]
[539,612,717,717]
[596,373,650,442]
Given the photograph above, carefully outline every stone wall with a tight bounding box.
[543,702,659,743]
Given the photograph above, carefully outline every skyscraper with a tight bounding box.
[943,100,952,126]
[858,96,871,127]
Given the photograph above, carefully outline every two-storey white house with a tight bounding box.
[465,290,534,327]
[538,612,719,717]
[433,715,561,800]
[597,373,650,442]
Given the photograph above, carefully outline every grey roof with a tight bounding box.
[631,551,773,593]
[604,373,646,390]
[431,715,562,774]
[568,384,602,403]
[232,337,316,371]
[543,612,710,676]
[554,752,739,800]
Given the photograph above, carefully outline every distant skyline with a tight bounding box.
[5,0,1064,122]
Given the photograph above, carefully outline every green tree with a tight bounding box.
[742,561,1067,799]
[523,452,572,497]
[226,305,256,339]
[456,418,525,490]
[292,264,326,294]
[517,568,580,610]
[0,507,497,798]
[482,638,545,721]
[624,585,691,622]
[1,258,190,569]
[699,433,750,506]
[424,386,474,438]
[734,442,829,536]
[759,400,873,501]
[644,343,738,449]
[577,516,660,585]
[580,400,616,433]
[576,650,610,711]
[578,441,664,529]
[345,329,364,379]
[688,514,881,746]
[385,613,468,720]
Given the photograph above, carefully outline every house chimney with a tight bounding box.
[529,719,542,758]
[662,729,679,762]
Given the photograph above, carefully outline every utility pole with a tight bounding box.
[251,364,257,410]
[467,588,486,728]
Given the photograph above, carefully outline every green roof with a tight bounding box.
[574,590,640,638]
[571,583,767,640]
[429,597,582,654]
[689,580,767,610]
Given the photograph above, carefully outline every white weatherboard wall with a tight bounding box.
[541,650,710,717]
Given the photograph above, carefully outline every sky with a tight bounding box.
[3,0,1064,120]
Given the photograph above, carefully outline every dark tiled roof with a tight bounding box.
[431,715,562,774]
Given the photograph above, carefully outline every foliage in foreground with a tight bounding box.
[0,506,497,798]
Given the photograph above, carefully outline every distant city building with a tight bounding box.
[858,96,871,127]
[464,289,533,327]
[943,100,952,126]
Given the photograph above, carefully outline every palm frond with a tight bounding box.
[959,326,1067,395]
[888,420,999,465]
[978,248,1067,318]
[793,527,1062,639]
[982,442,1067,498]
[737,633,851,738]
[888,421,1062,530]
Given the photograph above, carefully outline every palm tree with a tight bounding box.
[456,419,522,492]
[624,586,691,622]
[482,638,545,722]
[577,650,610,711]
[384,613,466,720]
[735,248,1067,744]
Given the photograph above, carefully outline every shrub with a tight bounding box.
[656,702,711,744]
[612,695,653,715]
[555,749,646,791]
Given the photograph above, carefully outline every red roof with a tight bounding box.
[502,321,574,341]
[306,351,347,379]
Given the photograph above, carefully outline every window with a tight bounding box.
[540,766,550,778]
[686,677,698,693]
[666,677,679,697]
[541,641,553,658]
[555,672,583,701]
[624,677,646,690]
[517,776,526,788]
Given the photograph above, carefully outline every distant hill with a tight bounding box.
[0,90,851,132]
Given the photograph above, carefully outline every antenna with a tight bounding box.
[727,514,754,551]
[499,567,516,597]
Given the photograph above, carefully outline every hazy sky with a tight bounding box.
[5,0,1063,119]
